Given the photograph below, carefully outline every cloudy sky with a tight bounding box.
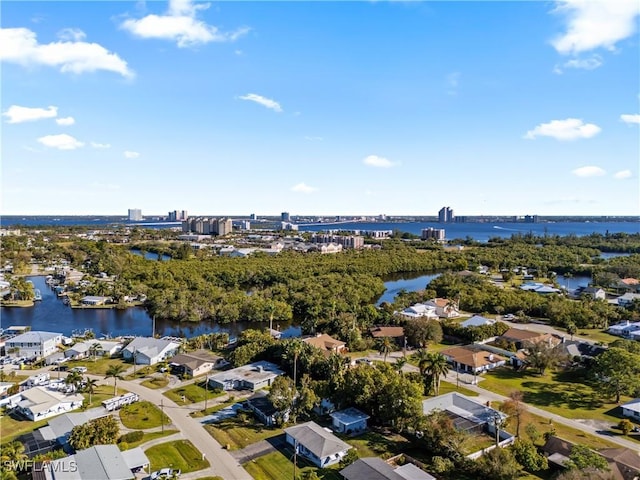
[1,0,639,216]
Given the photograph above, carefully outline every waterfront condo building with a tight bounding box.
[421,228,446,242]
[128,209,143,221]
[438,206,454,223]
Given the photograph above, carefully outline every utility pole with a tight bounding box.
[293,439,297,480]
[204,375,208,412]
[152,315,156,338]
[133,347,137,376]
[160,398,164,434]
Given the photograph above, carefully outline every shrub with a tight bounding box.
[119,431,144,443]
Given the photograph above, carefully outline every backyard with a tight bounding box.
[120,400,170,429]
[65,357,128,375]
[244,448,342,480]
[164,380,225,405]
[204,412,283,450]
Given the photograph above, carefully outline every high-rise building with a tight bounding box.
[250,213,257,221]
[524,215,539,223]
[182,217,232,236]
[438,206,454,223]
[128,209,142,221]
[168,210,188,221]
[421,228,446,242]
[281,212,290,222]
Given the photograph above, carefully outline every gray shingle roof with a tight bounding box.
[340,457,404,480]
[284,421,351,459]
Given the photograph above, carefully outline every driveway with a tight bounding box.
[230,434,286,464]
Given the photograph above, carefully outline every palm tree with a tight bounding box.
[0,441,27,464]
[89,342,103,362]
[393,357,407,376]
[413,348,430,376]
[65,371,83,391]
[83,377,99,405]
[566,322,577,341]
[284,340,305,386]
[376,337,393,362]
[105,364,125,396]
[424,352,450,396]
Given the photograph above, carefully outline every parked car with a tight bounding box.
[150,468,181,479]
[503,314,516,320]
[70,366,87,374]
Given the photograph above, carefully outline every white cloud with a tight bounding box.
[56,116,75,126]
[524,118,601,140]
[551,0,640,55]
[238,93,282,112]
[554,55,603,74]
[363,155,398,168]
[124,150,141,159]
[3,105,58,123]
[0,27,133,78]
[291,182,318,194]
[91,142,111,149]
[121,0,249,48]
[304,136,323,141]
[57,28,86,42]
[37,133,84,150]
[621,114,640,124]
[572,166,606,177]
[613,170,632,179]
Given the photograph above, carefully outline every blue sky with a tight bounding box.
[2,0,639,217]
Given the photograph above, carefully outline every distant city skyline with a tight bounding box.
[1,1,639,216]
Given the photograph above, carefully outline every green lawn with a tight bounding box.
[574,329,621,345]
[164,380,224,406]
[66,357,128,375]
[145,440,210,473]
[84,384,128,409]
[119,401,170,429]
[119,430,178,450]
[437,380,479,397]
[141,377,169,389]
[341,431,411,459]
[244,449,342,480]
[204,413,283,450]
[0,414,50,443]
[124,365,156,380]
[480,367,632,423]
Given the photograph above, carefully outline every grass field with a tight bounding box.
[244,449,342,480]
[164,380,224,405]
[341,430,410,459]
[480,367,632,424]
[84,384,127,409]
[0,414,50,443]
[204,414,283,450]
[120,401,170,429]
[190,399,235,417]
[66,357,128,375]
[145,440,210,473]
[437,380,479,397]
[574,328,621,345]
[141,377,169,389]
[119,429,178,450]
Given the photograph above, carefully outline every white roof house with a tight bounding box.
[607,320,640,338]
[122,337,180,365]
[400,303,438,320]
[422,392,507,435]
[460,315,496,328]
[6,331,62,359]
[284,421,351,467]
[44,444,149,480]
[621,399,640,420]
[208,360,283,392]
[39,407,109,447]
[618,293,640,306]
[16,386,84,421]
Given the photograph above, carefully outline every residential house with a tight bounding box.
[460,315,495,328]
[6,331,62,359]
[560,341,607,363]
[340,457,436,480]
[169,350,225,377]
[399,304,438,320]
[303,333,346,356]
[500,328,560,350]
[246,390,287,426]
[608,321,640,338]
[621,398,640,421]
[44,444,149,480]
[330,407,369,435]
[519,282,560,294]
[80,296,112,306]
[37,407,110,452]
[14,386,84,421]
[542,435,575,468]
[617,278,640,293]
[121,337,180,365]
[598,448,640,480]
[580,286,606,300]
[422,393,509,438]
[63,342,91,360]
[441,346,506,374]
[369,326,406,346]
[617,293,640,307]
[208,360,283,392]
[425,298,460,318]
[284,421,351,467]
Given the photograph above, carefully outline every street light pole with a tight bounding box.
[160,398,164,434]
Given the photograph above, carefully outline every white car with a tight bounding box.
[70,366,87,373]
[150,468,181,479]
[503,314,516,320]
